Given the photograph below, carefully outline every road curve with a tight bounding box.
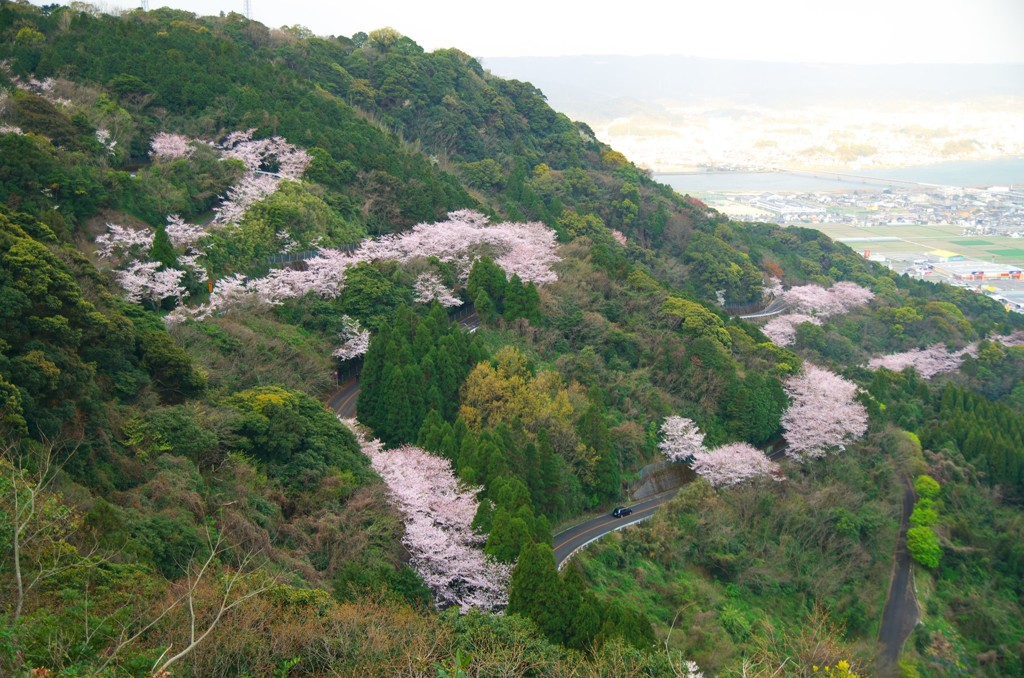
[552,439,789,568]
[552,488,680,568]
[738,296,789,319]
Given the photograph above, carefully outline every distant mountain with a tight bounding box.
[482,55,1024,119]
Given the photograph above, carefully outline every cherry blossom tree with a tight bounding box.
[659,416,780,486]
[344,423,510,612]
[95,223,154,259]
[611,229,628,247]
[332,315,371,360]
[212,173,281,225]
[762,276,784,299]
[149,132,193,161]
[760,282,872,346]
[414,272,463,307]
[761,313,822,346]
[991,331,1024,347]
[867,343,979,379]
[211,130,311,225]
[177,252,206,277]
[382,210,560,284]
[658,416,705,463]
[690,442,781,487]
[116,261,186,305]
[782,281,874,317]
[781,365,868,461]
[95,128,116,155]
[0,123,23,135]
[276,231,299,253]
[164,215,206,249]
[164,211,560,325]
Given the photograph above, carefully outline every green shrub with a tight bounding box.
[914,474,940,500]
[906,526,941,569]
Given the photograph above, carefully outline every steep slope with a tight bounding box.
[1,3,1023,677]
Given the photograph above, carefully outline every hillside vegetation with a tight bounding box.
[1,3,1023,676]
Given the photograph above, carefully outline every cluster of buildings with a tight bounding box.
[725,185,1024,232]
[709,184,1024,315]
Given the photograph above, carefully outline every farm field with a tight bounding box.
[801,222,1024,266]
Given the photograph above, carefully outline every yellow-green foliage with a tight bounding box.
[661,296,731,346]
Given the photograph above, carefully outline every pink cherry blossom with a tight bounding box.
[95,128,116,154]
[658,416,705,463]
[219,130,310,178]
[96,223,154,259]
[150,132,193,161]
[332,315,371,360]
[211,131,311,225]
[344,422,510,612]
[164,214,207,249]
[165,211,560,325]
[991,331,1024,347]
[414,272,463,307]
[658,416,780,486]
[762,276,784,299]
[177,251,206,277]
[867,343,979,379]
[116,261,186,305]
[760,313,823,346]
[690,442,782,487]
[368,210,560,284]
[782,281,874,317]
[611,229,628,247]
[781,364,868,461]
[212,173,281,225]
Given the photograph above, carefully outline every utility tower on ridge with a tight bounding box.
[141,0,149,10]
[243,0,252,19]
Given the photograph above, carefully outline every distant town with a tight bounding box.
[704,184,1024,315]
[719,184,1024,234]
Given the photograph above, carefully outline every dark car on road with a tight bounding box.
[611,506,633,518]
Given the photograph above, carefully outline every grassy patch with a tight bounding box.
[985,248,1024,259]
[948,239,995,246]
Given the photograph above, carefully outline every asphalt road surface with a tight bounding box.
[552,488,680,568]
[876,477,920,675]
[738,296,789,319]
[327,375,361,418]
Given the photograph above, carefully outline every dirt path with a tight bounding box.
[876,476,920,675]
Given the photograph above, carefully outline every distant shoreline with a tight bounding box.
[656,157,1024,193]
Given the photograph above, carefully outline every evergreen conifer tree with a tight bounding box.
[149,223,177,269]
[507,542,566,641]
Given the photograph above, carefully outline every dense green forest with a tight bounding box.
[1,2,1023,676]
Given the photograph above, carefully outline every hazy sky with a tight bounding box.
[36,0,1024,63]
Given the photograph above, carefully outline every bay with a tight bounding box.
[656,157,1024,194]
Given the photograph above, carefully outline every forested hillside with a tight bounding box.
[1,3,1023,676]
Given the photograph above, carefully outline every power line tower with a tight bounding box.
[243,0,252,19]
[141,0,149,9]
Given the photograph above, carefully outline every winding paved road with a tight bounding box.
[552,489,680,568]
[738,297,789,319]
[330,312,917,661]
[876,477,920,675]
[551,439,790,568]
[327,375,361,418]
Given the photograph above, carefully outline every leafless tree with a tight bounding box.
[95,529,272,676]
[1,435,81,621]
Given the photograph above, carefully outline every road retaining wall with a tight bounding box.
[629,462,694,501]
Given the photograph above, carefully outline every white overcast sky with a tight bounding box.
[35,0,1024,63]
